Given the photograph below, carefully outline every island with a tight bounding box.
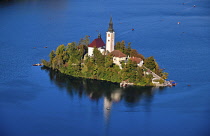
[42,17,169,87]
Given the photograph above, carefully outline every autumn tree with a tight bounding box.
[79,35,90,47]
[144,56,156,71]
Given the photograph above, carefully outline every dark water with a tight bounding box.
[0,0,210,136]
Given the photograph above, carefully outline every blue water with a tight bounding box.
[0,0,210,136]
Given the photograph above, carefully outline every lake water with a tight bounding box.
[0,0,210,136]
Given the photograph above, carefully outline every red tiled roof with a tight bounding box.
[130,57,142,64]
[88,38,105,48]
[110,50,127,58]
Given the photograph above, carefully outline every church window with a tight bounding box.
[108,34,110,37]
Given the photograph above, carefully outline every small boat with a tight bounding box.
[172,82,177,86]
[131,28,134,31]
[167,84,172,87]
[44,46,48,48]
[169,80,177,86]
[177,22,181,24]
[32,63,43,66]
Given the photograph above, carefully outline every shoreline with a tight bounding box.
[42,66,168,87]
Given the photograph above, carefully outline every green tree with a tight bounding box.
[49,50,55,63]
[115,40,126,53]
[66,42,77,55]
[93,47,105,67]
[130,49,138,57]
[129,49,144,59]
[144,56,156,71]
[79,35,90,47]
[161,72,168,80]
[135,67,143,83]
[56,44,65,56]
[125,42,132,56]
[105,54,113,68]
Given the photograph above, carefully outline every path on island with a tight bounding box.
[142,66,171,86]
[142,66,163,80]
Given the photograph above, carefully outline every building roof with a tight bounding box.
[110,50,127,58]
[88,37,105,48]
[130,57,143,64]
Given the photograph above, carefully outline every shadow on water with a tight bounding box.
[41,67,167,106]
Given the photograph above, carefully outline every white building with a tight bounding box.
[88,33,105,56]
[110,50,127,66]
[130,57,144,67]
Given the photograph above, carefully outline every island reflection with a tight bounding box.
[42,67,166,106]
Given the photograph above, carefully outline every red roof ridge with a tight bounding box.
[130,57,142,63]
[88,38,105,48]
[110,50,127,58]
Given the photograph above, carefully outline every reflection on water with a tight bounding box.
[42,67,165,103]
[40,67,168,135]
[42,67,166,123]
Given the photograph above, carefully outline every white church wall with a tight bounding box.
[88,47,94,56]
[88,47,105,56]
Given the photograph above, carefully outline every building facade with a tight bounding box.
[88,33,105,56]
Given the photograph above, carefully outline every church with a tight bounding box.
[88,17,115,56]
[87,17,143,68]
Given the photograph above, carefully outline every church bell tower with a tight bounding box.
[106,17,115,53]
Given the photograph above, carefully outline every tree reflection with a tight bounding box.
[41,67,166,106]
[42,67,167,123]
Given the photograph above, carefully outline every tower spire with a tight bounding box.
[108,17,114,32]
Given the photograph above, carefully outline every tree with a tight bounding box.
[125,43,132,56]
[144,56,156,71]
[93,47,105,67]
[105,54,113,68]
[41,59,50,67]
[79,35,90,46]
[129,49,144,59]
[161,72,168,80]
[136,67,143,82]
[56,44,65,56]
[49,50,55,63]
[115,40,126,53]
[130,49,138,57]
[51,55,63,70]
[121,59,137,82]
[66,42,77,55]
